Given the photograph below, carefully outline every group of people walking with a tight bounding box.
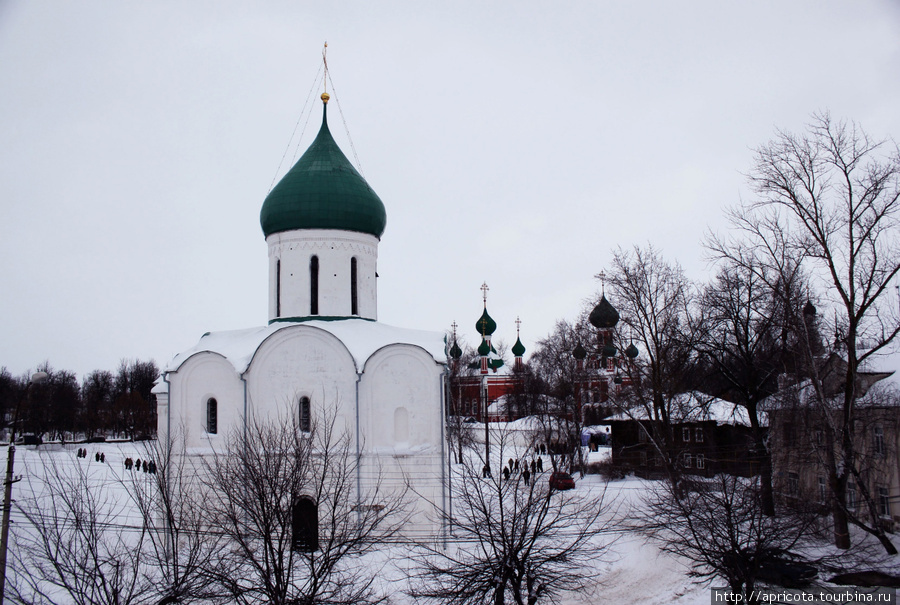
[73,448,156,474]
[124,457,156,474]
[502,455,543,484]
[75,447,103,462]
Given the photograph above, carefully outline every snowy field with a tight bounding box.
[8,441,897,604]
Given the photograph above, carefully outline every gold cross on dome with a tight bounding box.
[480,282,489,307]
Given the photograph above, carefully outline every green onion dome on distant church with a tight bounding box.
[260,94,387,239]
[589,295,620,329]
[572,342,587,361]
[511,336,526,358]
[475,308,497,337]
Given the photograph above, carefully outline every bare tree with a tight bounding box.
[410,428,615,605]
[605,245,704,488]
[642,474,819,599]
[713,112,900,551]
[696,255,800,515]
[446,338,481,464]
[125,429,222,604]
[530,318,594,475]
[202,408,408,605]
[11,451,152,605]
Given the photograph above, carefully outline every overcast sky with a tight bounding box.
[1,1,899,380]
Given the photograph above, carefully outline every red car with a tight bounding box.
[548,471,575,491]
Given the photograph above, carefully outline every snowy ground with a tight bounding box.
[7,441,896,604]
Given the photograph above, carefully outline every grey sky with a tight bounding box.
[1,1,899,379]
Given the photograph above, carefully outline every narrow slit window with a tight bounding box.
[207,398,217,434]
[299,396,311,433]
[310,256,319,315]
[276,259,281,318]
[350,257,358,315]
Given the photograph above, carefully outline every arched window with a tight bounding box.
[206,398,217,434]
[292,497,318,551]
[275,259,281,317]
[310,256,319,315]
[299,396,311,433]
[350,257,358,315]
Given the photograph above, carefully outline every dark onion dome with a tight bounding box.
[260,98,387,239]
[512,336,526,357]
[449,339,463,360]
[602,343,618,358]
[803,300,817,316]
[572,342,587,360]
[625,343,639,359]
[477,338,491,357]
[589,295,620,329]
[475,308,497,337]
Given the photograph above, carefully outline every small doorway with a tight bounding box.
[292,497,318,552]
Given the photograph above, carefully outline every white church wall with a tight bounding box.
[245,325,359,435]
[267,229,378,321]
[359,344,447,535]
[360,345,444,449]
[164,352,244,450]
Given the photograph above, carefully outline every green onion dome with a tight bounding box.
[449,339,463,360]
[512,336,526,357]
[573,342,587,360]
[602,343,618,357]
[803,300,817,317]
[260,99,387,239]
[625,343,639,358]
[589,295,620,329]
[477,338,491,357]
[475,309,497,337]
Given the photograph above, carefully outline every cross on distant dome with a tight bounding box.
[481,282,489,307]
[515,316,521,336]
[594,271,606,293]
[451,320,458,338]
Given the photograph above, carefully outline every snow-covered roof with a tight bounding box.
[605,392,764,427]
[162,319,447,376]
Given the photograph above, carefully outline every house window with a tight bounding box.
[206,398,217,434]
[682,427,691,442]
[848,482,857,510]
[299,397,311,433]
[788,472,799,496]
[639,451,648,467]
[683,453,692,469]
[696,454,705,470]
[874,425,885,457]
[310,256,319,315]
[695,427,704,443]
[879,486,891,518]
[350,257,358,315]
[292,497,318,552]
[638,427,648,443]
[815,429,824,446]
[818,476,827,503]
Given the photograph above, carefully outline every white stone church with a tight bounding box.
[153,93,449,537]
